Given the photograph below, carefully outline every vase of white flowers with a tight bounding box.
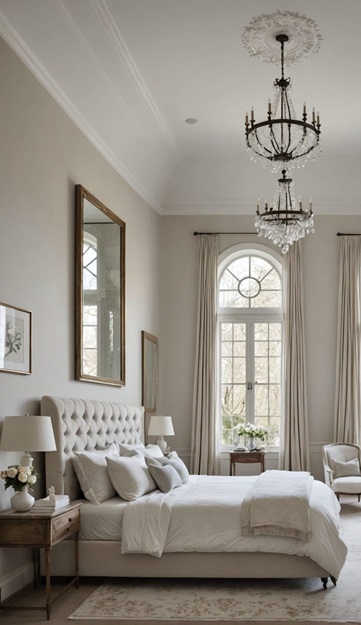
[237,422,267,451]
[1,465,38,511]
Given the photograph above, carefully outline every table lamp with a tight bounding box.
[148,415,174,453]
[0,415,56,466]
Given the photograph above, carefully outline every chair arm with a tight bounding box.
[323,463,333,486]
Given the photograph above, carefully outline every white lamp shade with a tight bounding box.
[148,416,174,436]
[0,416,56,452]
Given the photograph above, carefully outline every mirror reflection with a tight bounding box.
[75,185,125,386]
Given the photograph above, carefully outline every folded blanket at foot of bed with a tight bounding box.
[240,470,313,541]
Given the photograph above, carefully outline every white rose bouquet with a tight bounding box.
[237,422,267,441]
[1,465,39,492]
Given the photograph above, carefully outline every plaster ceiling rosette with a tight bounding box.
[242,11,322,64]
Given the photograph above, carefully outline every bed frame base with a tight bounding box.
[46,540,331,584]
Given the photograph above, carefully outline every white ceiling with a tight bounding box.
[0,0,360,215]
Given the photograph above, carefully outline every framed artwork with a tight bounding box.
[141,331,158,413]
[0,302,32,375]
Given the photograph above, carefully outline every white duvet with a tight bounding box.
[121,475,347,578]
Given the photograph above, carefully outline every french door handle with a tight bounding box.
[247,382,253,391]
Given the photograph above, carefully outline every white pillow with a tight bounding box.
[119,443,163,459]
[333,457,361,478]
[106,455,156,501]
[148,464,182,493]
[72,443,119,505]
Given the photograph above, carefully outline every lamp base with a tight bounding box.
[21,452,34,468]
[156,436,168,454]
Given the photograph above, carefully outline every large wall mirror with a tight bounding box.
[75,185,125,386]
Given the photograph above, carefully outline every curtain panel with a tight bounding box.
[279,241,310,472]
[334,236,361,445]
[191,234,219,475]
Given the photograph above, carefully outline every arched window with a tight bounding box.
[218,244,283,449]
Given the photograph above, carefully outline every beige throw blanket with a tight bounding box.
[240,470,313,541]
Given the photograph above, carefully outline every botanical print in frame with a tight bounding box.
[0,302,32,375]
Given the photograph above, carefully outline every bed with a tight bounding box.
[41,395,347,586]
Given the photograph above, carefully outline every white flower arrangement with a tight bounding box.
[1,465,39,492]
[237,422,267,441]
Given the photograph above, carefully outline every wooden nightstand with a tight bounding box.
[229,450,265,475]
[0,501,82,620]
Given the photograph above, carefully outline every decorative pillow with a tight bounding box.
[72,443,119,505]
[145,454,189,483]
[148,463,182,493]
[119,443,163,459]
[118,443,145,456]
[333,458,361,478]
[106,455,156,501]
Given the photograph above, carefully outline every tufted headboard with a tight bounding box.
[41,396,144,500]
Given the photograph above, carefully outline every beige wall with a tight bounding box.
[160,213,361,477]
[0,38,162,592]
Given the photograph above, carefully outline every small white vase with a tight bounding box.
[246,437,256,451]
[11,485,35,512]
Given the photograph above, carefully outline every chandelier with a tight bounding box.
[255,170,314,254]
[245,33,321,171]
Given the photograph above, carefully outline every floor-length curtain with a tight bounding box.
[334,236,361,445]
[279,241,310,471]
[191,234,219,475]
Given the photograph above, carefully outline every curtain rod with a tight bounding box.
[337,232,361,236]
[193,231,257,236]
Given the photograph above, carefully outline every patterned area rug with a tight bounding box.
[69,503,361,622]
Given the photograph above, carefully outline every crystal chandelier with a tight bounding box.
[245,34,321,172]
[255,170,314,254]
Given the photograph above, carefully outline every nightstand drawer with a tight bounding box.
[0,519,48,546]
[51,509,80,544]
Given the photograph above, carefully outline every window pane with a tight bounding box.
[254,384,268,416]
[233,358,246,383]
[269,385,281,416]
[260,269,281,290]
[233,341,246,357]
[251,290,281,308]
[222,358,233,384]
[269,358,281,383]
[222,341,232,357]
[222,324,233,341]
[234,324,246,341]
[254,324,268,340]
[255,357,268,383]
[269,324,282,340]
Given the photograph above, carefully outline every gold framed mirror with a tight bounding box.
[141,331,158,413]
[75,185,125,386]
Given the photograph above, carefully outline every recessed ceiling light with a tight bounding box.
[185,118,198,124]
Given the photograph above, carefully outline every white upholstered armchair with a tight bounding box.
[322,443,361,501]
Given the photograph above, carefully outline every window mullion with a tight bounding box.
[246,322,255,422]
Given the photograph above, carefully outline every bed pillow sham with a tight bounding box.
[333,457,361,478]
[106,455,156,501]
[72,443,119,505]
[147,463,182,493]
[145,452,189,483]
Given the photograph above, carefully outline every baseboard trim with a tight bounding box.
[0,561,33,602]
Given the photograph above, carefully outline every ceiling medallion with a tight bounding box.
[242,11,322,64]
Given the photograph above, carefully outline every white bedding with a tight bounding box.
[79,498,127,541]
[121,475,347,578]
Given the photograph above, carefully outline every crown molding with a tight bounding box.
[0,8,163,213]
